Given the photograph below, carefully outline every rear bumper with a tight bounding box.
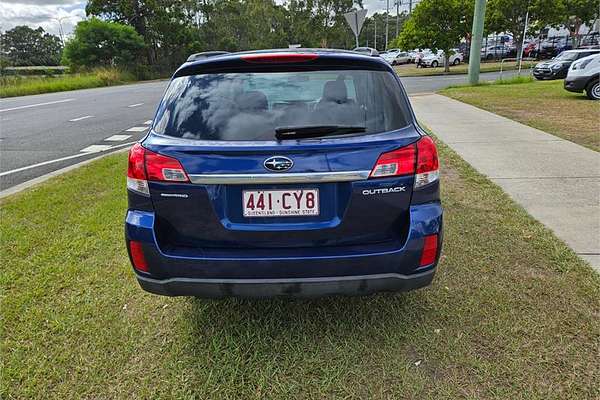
[137,270,435,298]
[125,201,443,298]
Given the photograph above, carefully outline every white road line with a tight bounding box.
[0,98,75,113]
[0,142,135,177]
[128,103,144,108]
[143,120,153,125]
[104,134,132,141]
[69,115,94,122]
[80,145,112,153]
[126,126,148,132]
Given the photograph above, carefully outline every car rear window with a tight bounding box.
[153,69,409,141]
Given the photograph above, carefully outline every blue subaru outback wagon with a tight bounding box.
[125,49,443,298]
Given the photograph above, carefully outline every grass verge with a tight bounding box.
[394,61,535,77]
[1,142,599,399]
[0,68,136,98]
[440,79,599,151]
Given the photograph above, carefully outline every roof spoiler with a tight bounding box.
[186,51,230,62]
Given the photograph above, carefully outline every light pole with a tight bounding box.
[468,0,487,85]
[395,0,400,38]
[53,16,71,46]
[385,0,390,50]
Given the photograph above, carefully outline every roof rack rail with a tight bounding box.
[186,51,230,62]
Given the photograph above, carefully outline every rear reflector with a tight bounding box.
[241,52,319,63]
[369,145,416,178]
[127,143,189,196]
[419,234,438,267]
[129,240,148,272]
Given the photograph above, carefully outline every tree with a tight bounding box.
[395,0,471,72]
[62,18,145,70]
[561,0,598,46]
[360,11,409,51]
[0,26,62,66]
[486,0,564,60]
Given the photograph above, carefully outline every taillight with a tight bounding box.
[128,240,148,272]
[240,52,319,63]
[419,234,438,267]
[369,136,439,188]
[145,152,189,182]
[369,145,416,178]
[127,143,149,196]
[126,143,189,196]
[414,136,439,189]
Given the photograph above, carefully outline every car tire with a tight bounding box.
[585,80,600,100]
[486,54,493,60]
[431,60,439,68]
[453,58,460,65]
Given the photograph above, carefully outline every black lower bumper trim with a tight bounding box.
[564,76,590,92]
[136,270,436,298]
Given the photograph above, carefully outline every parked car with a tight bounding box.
[391,51,413,65]
[564,54,600,100]
[381,49,400,63]
[538,36,572,59]
[480,45,510,60]
[125,49,443,298]
[533,49,600,80]
[421,50,463,67]
[353,47,379,56]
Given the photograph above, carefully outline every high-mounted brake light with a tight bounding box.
[128,240,148,272]
[127,143,189,196]
[241,52,319,63]
[369,145,416,178]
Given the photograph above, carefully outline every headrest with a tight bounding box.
[321,80,348,103]
[237,91,268,111]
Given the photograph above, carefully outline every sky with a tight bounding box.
[0,0,416,37]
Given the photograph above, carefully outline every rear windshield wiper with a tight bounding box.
[275,125,366,140]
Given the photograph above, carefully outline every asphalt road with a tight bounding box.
[0,69,520,192]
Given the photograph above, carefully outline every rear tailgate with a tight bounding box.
[144,132,419,251]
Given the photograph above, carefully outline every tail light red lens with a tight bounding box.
[419,234,438,267]
[241,52,319,63]
[145,152,189,182]
[126,143,189,196]
[415,136,440,189]
[129,240,148,272]
[368,136,439,184]
[369,145,416,178]
[127,143,150,196]
[416,136,439,174]
[127,143,146,180]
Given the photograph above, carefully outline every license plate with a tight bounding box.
[243,189,319,217]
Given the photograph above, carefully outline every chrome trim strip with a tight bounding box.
[189,170,371,184]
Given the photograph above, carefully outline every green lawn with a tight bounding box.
[394,61,535,77]
[1,141,598,399]
[441,79,600,152]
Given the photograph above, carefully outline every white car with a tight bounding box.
[381,49,401,64]
[480,45,511,60]
[421,50,463,68]
[564,54,600,100]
